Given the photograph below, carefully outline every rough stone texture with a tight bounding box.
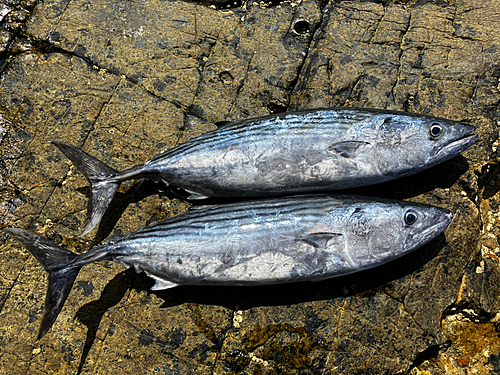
[0,0,499,374]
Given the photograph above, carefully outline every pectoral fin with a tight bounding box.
[327,141,371,158]
[301,232,344,250]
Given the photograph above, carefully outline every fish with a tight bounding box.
[51,107,475,235]
[4,194,453,339]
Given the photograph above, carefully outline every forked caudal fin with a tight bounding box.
[51,142,121,236]
[3,228,82,340]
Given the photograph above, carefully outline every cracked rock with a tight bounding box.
[1,0,500,373]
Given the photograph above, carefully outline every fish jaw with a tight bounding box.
[429,124,477,164]
[434,133,477,160]
[404,208,453,251]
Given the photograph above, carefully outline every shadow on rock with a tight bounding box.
[74,268,138,374]
[477,160,500,200]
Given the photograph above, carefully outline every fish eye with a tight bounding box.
[404,210,418,225]
[430,123,444,138]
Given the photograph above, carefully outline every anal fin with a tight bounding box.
[144,271,179,291]
[118,260,131,269]
[185,189,210,200]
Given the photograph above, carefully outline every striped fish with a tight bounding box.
[52,107,475,235]
[4,194,453,339]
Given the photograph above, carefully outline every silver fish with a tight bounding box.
[51,107,475,235]
[4,194,452,339]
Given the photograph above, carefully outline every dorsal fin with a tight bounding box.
[188,204,217,211]
[214,120,236,128]
[121,226,144,240]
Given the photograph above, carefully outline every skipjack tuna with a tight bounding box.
[4,194,453,339]
[52,107,475,235]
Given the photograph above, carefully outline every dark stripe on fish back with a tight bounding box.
[150,109,375,161]
[132,212,323,241]
[123,196,345,240]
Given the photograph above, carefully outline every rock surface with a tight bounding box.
[0,0,499,373]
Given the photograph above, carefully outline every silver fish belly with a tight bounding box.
[52,107,476,235]
[4,194,453,338]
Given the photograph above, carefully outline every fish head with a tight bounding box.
[344,201,453,269]
[374,113,477,177]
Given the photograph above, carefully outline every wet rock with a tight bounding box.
[0,0,499,373]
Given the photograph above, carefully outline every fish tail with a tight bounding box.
[4,228,82,340]
[51,142,121,236]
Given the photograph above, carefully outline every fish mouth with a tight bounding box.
[405,210,453,250]
[435,125,477,159]
[439,134,478,157]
